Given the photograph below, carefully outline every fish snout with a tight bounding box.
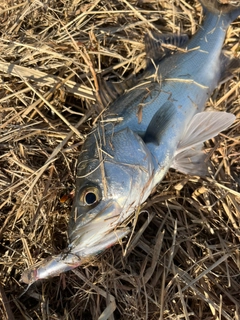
[68,200,122,249]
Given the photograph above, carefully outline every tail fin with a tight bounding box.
[200,0,240,21]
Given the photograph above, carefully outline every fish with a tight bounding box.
[21,0,239,284]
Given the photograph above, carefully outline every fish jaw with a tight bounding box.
[68,157,154,254]
[68,127,155,243]
[21,227,130,284]
[69,200,123,249]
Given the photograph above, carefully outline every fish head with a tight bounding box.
[68,127,154,253]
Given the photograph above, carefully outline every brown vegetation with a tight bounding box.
[0,0,240,319]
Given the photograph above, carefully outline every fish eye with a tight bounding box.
[85,191,96,205]
[79,186,101,206]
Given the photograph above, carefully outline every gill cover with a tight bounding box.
[68,126,154,247]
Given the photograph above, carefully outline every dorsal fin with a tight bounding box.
[97,32,189,109]
[200,0,240,19]
[97,74,137,108]
[145,32,189,62]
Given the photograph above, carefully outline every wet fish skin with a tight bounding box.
[70,1,239,240]
[21,228,130,284]
[21,0,239,282]
[69,126,155,245]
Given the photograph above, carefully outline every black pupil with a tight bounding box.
[85,192,97,205]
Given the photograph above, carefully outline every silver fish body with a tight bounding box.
[21,0,239,283]
[69,4,238,244]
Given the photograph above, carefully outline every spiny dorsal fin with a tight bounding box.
[145,32,189,62]
[97,74,136,108]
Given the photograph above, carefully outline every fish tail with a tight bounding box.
[200,0,240,22]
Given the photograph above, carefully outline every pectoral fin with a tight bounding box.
[143,101,176,144]
[171,111,235,176]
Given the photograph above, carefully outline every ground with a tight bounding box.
[0,0,240,319]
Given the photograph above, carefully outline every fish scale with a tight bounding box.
[106,13,230,137]
[21,0,239,284]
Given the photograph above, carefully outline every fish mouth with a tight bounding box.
[68,200,123,251]
[70,226,130,257]
[21,202,129,284]
[20,227,130,284]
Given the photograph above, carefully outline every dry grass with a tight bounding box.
[0,0,240,319]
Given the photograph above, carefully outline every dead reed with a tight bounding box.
[0,0,239,319]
